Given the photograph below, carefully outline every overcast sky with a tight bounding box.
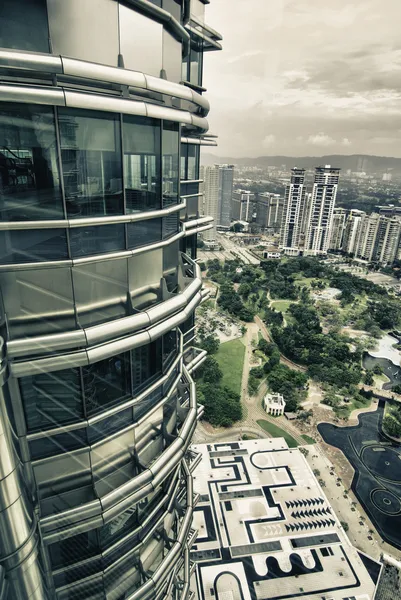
[203,0,401,158]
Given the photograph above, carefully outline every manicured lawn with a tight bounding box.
[256,419,299,448]
[301,434,316,444]
[271,300,296,314]
[215,338,246,396]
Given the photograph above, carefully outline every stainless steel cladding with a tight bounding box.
[0,0,221,598]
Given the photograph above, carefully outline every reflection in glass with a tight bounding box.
[69,224,125,258]
[83,353,130,415]
[58,108,123,218]
[0,104,63,221]
[29,429,88,460]
[0,228,68,264]
[127,218,162,249]
[50,530,100,569]
[189,36,203,87]
[19,368,84,432]
[72,258,129,328]
[187,144,199,179]
[163,329,177,371]
[162,122,179,206]
[99,505,138,549]
[163,214,179,239]
[123,116,161,213]
[0,0,50,53]
[132,340,162,393]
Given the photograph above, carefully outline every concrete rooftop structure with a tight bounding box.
[190,439,381,600]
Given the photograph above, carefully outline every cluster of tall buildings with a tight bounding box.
[329,206,401,265]
[280,165,340,256]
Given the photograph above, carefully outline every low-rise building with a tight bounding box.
[191,439,381,600]
[263,392,286,415]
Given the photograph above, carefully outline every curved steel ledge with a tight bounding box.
[0,85,209,133]
[40,366,196,539]
[0,48,210,115]
[54,459,194,600]
[9,258,202,366]
[0,201,186,231]
[181,136,217,146]
[184,223,213,236]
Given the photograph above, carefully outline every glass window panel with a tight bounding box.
[58,108,123,218]
[49,529,100,570]
[0,104,63,221]
[87,408,132,445]
[99,504,138,550]
[162,30,182,84]
[0,229,68,264]
[0,0,50,53]
[47,0,119,66]
[83,353,131,416]
[119,5,163,76]
[180,144,187,179]
[131,340,162,394]
[128,248,163,310]
[29,428,88,461]
[127,218,161,250]
[163,365,179,396]
[123,115,161,213]
[133,386,163,421]
[163,214,179,239]
[163,240,179,292]
[189,36,203,87]
[162,122,179,206]
[163,329,178,371]
[72,258,128,328]
[187,144,199,180]
[69,224,125,258]
[19,368,84,432]
[0,267,76,339]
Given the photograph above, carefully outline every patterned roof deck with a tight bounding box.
[190,438,381,600]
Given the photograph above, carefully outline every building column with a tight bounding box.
[0,339,48,599]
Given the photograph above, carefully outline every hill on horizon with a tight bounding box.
[201,153,401,175]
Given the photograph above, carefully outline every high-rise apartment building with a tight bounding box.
[304,165,340,255]
[356,213,381,261]
[199,164,234,240]
[258,192,283,233]
[200,165,219,241]
[0,1,221,598]
[328,207,347,251]
[231,190,255,223]
[218,164,234,229]
[342,209,366,255]
[279,168,306,255]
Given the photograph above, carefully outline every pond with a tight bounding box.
[318,402,401,550]
[362,332,401,390]
[362,354,401,390]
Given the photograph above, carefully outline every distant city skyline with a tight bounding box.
[204,0,401,158]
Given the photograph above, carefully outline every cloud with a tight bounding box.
[307,133,336,147]
[204,0,401,157]
[262,134,276,148]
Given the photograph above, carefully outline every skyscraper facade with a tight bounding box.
[217,164,234,229]
[304,165,340,256]
[0,1,221,598]
[328,207,347,251]
[279,168,306,255]
[200,165,219,241]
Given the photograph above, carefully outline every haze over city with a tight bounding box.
[204,0,401,157]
